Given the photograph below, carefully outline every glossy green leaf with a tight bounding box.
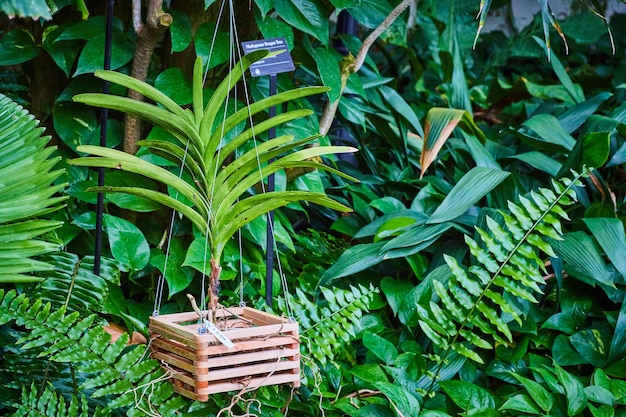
[150,238,195,297]
[558,92,613,133]
[304,39,341,102]
[522,114,576,151]
[0,29,40,65]
[154,67,193,106]
[558,131,610,177]
[194,22,229,69]
[320,242,386,285]
[74,33,134,76]
[274,0,329,44]
[551,231,615,288]
[103,214,150,271]
[555,363,588,416]
[509,373,554,412]
[499,393,543,414]
[584,218,626,282]
[363,331,398,365]
[428,167,510,224]
[440,380,496,410]
[169,10,192,53]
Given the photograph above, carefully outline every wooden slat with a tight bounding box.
[172,385,206,402]
[151,338,199,360]
[201,347,300,368]
[197,373,300,395]
[205,335,298,355]
[152,351,196,374]
[206,360,299,382]
[170,371,196,387]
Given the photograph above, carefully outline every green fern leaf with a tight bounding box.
[287,283,379,365]
[419,171,586,386]
[0,290,185,415]
[10,383,90,417]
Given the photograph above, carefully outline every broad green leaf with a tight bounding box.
[377,381,421,416]
[74,33,134,76]
[381,223,452,255]
[154,67,193,106]
[428,167,510,224]
[440,380,496,410]
[509,373,554,412]
[254,0,274,19]
[511,152,561,176]
[320,242,386,285]
[584,385,615,406]
[103,214,150,271]
[584,218,626,282]
[558,92,613,133]
[551,232,615,288]
[347,0,393,29]
[363,331,398,365]
[499,393,543,414]
[150,238,195,297]
[555,363,587,416]
[255,12,295,50]
[304,39,341,102]
[169,10,192,53]
[0,29,40,65]
[523,114,576,151]
[607,299,626,366]
[274,0,329,44]
[42,25,82,76]
[194,22,229,69]
[53,102,97,152]
[557,131,610,177]
[380,277,414,316]
[588,404,616,417]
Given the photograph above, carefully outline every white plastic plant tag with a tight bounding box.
[203,320,234,349]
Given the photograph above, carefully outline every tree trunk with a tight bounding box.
[123,0,171,154]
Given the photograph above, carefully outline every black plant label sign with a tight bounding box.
[241,37,294,76]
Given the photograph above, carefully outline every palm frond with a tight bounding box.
[0,93,67,283]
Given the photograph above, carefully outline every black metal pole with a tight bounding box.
[94,0,115,275]
[265,73,277,306]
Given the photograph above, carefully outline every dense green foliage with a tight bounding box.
[1,0,626,416]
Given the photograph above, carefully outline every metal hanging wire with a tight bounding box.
[154,0,295,319]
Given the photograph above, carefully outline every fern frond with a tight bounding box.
[0,289,189,415]
[282,283,379,365]
[9,383,91,417]
[35,253,120,313]
[419,171,584,367]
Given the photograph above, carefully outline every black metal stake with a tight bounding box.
[94,0,115,275]
[265,73,277,306]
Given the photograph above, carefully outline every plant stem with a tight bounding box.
[319,0,415,135]
[209,258,222,315]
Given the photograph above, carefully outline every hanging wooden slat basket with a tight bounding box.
[149,307,300,401]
